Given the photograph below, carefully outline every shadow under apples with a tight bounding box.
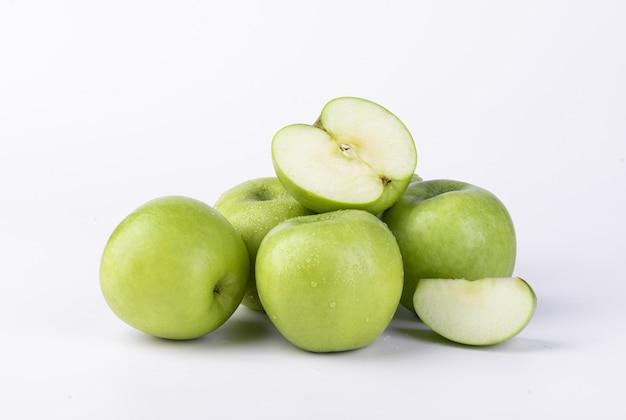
[392,324,561,354]
[132,307,278,350]
[208,314,276,346]
[389,304,561,353]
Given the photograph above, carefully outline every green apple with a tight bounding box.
[271,96,417,214]
[99,196,249,340]
[255,209,404,352]
[413,277,536,345]
[214,177,314,311]
[381,179,516,313]
[410,173,423,183]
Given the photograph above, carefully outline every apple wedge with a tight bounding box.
[272,97,417,214]
[413,277,536,346]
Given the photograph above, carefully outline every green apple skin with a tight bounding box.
[381,179,516,313]
[100,196,249,340]
[214,177,314,311]
[413,277,537,346]
[256,209,404,352]
[272,97,417,215]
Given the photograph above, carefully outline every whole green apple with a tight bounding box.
[271,96,417,214]
[99,196,249,340]
[256,209,404,352]
[214,177,314,311]
[381,179,516,313]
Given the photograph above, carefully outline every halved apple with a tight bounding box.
[272,97,417,214]
[413,277,536,346]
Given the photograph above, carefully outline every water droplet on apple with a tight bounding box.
[329,301,336,308]
[310,281,318,288]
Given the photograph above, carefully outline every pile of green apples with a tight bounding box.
[99,97,536,352]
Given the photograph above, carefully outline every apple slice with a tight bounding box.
[272,97,417,214]
[413,277,536,346]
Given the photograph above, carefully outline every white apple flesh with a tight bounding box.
[413,277,537,346]
[272,97,417,214]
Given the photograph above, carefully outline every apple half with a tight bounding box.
[272,97,417,214]
[413,277,536,346]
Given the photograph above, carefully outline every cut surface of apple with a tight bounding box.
[413,277,536,346]
[272,97,417,214]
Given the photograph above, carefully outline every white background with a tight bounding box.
[1,1,625,419]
